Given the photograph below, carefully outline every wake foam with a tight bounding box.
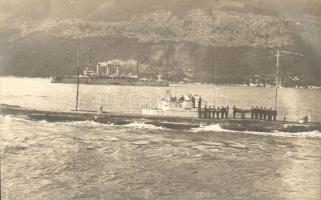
[50,120,168,130]
[1,116,168,130]
[190,123,321,139]
[0,115,33,123]
[191,124,237,133]
[54,120,114,128]
[1,116,320,138]
[123,122,168,130]
[243,130,321,139]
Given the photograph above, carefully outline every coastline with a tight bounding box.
[1,76,320,90]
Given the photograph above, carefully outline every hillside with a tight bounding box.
[0,0,321,86]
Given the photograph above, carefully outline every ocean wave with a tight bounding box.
[243,130,321,139]
[190,123,321,139]
[55,120,168,130]
[191,124,237,133]
[1,116,320,138]
[123,121,169,130]
[0,116,168,130]
[0,116,112,128]
[0,115,32,123]
[54,120,115,128]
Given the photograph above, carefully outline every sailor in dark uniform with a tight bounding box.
[303,115,309,123]
[268,108,273,121]
[263,107,268,120]
[208,106,211,119]
[254,106,259,119]
[272,110,277,121]
[191,96,196,108]
[225,106,229,119]
[233,105,237,118]
[211,106,215,119]
[211,106,214,119]
[241,110,245,119]
[198,98,202,118]
[250,106,254,119]
[206,106,210,119]
[221,107,225,119]
[259,106,264,120]
[97,105,103,114]
[211,106,216,119]
[216,106,220,119]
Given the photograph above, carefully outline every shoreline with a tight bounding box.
[1,76,320,89]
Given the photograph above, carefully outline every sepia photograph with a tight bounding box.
[0,0,321,199]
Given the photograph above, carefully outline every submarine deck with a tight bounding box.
[1,104,321,133]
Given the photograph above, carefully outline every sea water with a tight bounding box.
[1,77,321,200]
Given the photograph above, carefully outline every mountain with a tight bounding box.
[0,0,320,85]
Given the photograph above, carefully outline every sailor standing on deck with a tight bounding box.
[268,108,273,121]
[197,97,202,118]
[272,109,277,121]
[191,96,196,108]
[263,107,268,120]
[226,106,229,119]
[211,106,215,119]
[204,105,208,119]
[221,107,225,119]
[254,106,259,119]
[303,115,309,123]
[259,106,264,120]
[212,106,216,119]
[233,105,237,119]
[216,106,220,119]
[206,106,211,119]
[96,104,103,116]
[250,106,254,119]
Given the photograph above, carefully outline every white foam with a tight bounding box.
[0,116,167,130]
[123,122,168,130]
[243,130,321,139]
[1,115,26,121]
[131,140,150,145]
[190,123,321,139]
[2,116,320,139]
[54,120,114,128]
[191,124,237,133]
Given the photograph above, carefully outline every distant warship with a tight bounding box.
[51,60,169,87]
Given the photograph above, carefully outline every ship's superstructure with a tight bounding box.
[51,60,169,86]
[143,93,251,120]
[142,94,204,118]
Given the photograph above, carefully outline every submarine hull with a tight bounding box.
[1,104,320,133]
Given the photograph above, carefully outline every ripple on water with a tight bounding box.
[2,145,28,154]
[131,140,151,145]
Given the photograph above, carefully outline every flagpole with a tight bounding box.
[75,45,80,111]
[274,50,280,111]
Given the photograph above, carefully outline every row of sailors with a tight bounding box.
[250,106,277,121]
[199,105,278,121]
[199,106,230,119]
[167,95,278,121]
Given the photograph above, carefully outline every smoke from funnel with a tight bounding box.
[106,59,137,67]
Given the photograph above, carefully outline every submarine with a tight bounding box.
[1,96,320,133]
[4,48,318,133]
